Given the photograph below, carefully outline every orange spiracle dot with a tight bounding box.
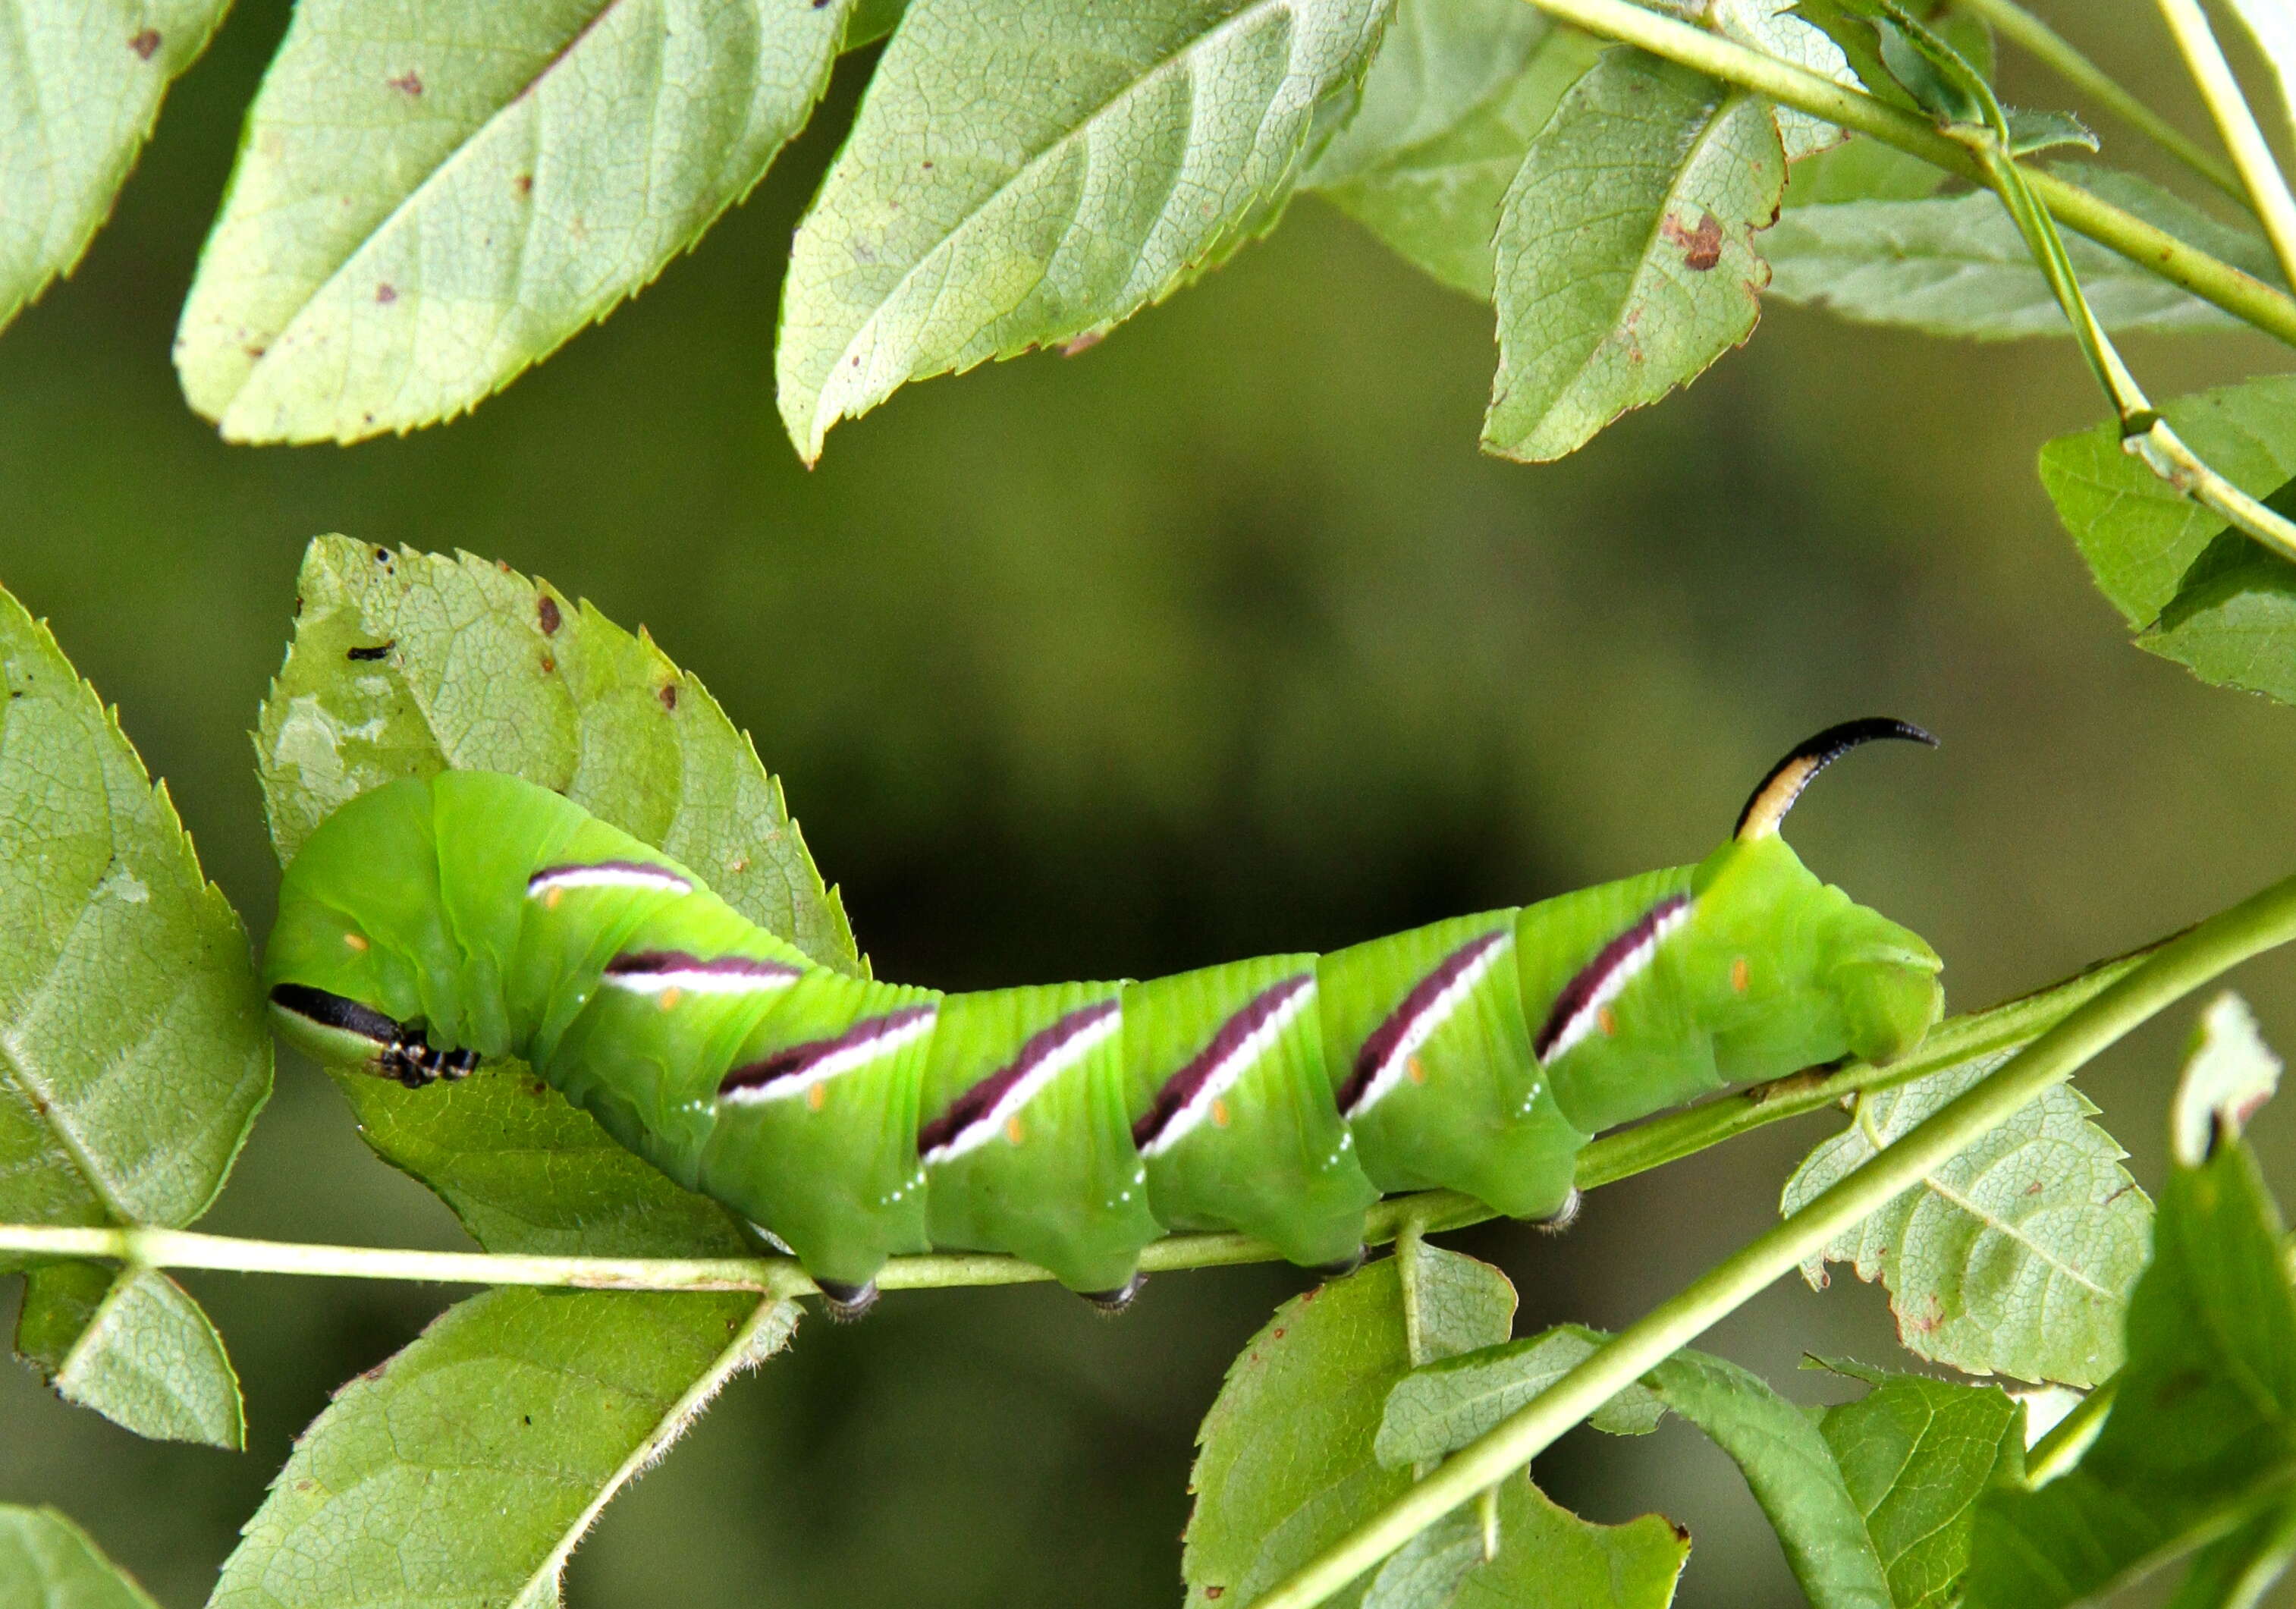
[1004,1115,1026,1145]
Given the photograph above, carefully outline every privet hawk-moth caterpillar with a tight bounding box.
[264,719,1943,1317]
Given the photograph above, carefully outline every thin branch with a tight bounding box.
[1515,0,2296,346]
[1950,0,2248,202]
[0,946,2156,1297]
[2156,0,2296,284]
[1252,866,2296,1609]
[2024,1374,2118,1485]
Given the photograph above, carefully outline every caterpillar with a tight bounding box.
[263,719,1943,1318]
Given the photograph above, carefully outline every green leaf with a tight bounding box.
[1377,1325,1664,1469]
[0,2,229,335]
[1641,1350,1893,1609]
[2001,108,2093,156]
[1815,1364,2025,1609]
[1184,1256,1420,1609]
[1482,51,1786,464]
[1781,1053,2150,1387]
[0,1504,162,1609]
[43,1266,244,1450]
[1782,3,1987,203]
[2165,1497,2296,1609]
[2040,375,2296,627]
[174,1,852,445]
[0,583,269,1441]
[209,1290,796,1609]
[774,0,1392,463]
[1317,26,1607,300]
[1399,1236,1517,1366]
[1363,1507,1487,1609]
[2172,993,2282,1169]
[1965,1042,2296,1607]
[256,536,859,973]
[1453,1478,1688,1608]
[229,536,857,1605]
[1711,0,1857,162]
[1305,0,1554,190]
[1767,173,2271,340]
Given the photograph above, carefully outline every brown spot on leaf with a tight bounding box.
[1205,1590,1224,1601]
[658,683,679,712]
[387,69,423,96]
[514,173,534,197]
[129,28,161,59]
[539,654,555,674]
[1060,330,1104,357]
[375,283,397,305]
[537,595,561,634]
[1663,210,1725,272]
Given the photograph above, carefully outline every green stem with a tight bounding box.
[2155,0,2296,288]
[1251,868,2296,1609]
[0,952,2143,1297]
[2025,1375,2118,1485]
[1950,0,2248,203]
[0,952,2150,1295]
[1516,0,2296,347]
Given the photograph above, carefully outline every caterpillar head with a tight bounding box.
[263,780,476,1088]
[1704,719,1945,1067]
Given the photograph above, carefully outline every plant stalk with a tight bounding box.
[2154,0,2296,288]
[1949,0,2247,202]
[1251,867,2296,1609]
[0,953,2145,1297]
[1515,0,2296,347]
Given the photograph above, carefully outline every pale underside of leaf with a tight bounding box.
[0,1504,162,1609]
[1313,21,1607,300]
[174,0,853,445]
[774,0,1392,461]
[1767,190,2263,339]
[0,0,231,332]
[1782,1056,2152,1387]
[1483,51,1786,463]
[51,1266,246,1449]
[1302,0,1553,191]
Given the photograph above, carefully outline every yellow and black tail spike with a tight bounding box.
[1735,718,1937,841]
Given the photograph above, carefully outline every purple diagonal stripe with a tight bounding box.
[916,998,1120,1159]
[1337,931,1508,1117]
[1132,973,1313,1149]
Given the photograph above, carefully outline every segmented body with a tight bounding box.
[265,740,1943,1310]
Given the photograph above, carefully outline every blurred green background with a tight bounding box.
[4,5,2293,1605]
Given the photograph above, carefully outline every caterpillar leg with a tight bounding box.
[1080,1272,1147,1315]
[1308,1247,1366,1280]
[814,1279,881,1322]
[1533,1187,1582,1234]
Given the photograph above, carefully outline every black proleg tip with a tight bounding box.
[815,1279,880,1321]
[1308,1247,1367,1281]
[1080,1273,1147,1315]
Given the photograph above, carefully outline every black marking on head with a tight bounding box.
[815,1278,879,1321]
[1532,894,1691,1062]
[270,983,401,1048]
[1337,932,1509,1117]
[1131,973,1312,1150]
[1734,718,1936,841]
[719,1006,937,1099]
[345,641,394,662]
[916,999,1120,1161]
[1080,1272,1146,1314]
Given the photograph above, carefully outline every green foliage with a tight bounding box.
[1965,997,2296,1609]
[225,536,859,1604]
[1767,170,2276,338]
[174,0,852,445]
[774,0,1391,463]
[1810,1359,2024,1609]
[0,1504,161,1609]
[1483,52,1784,463]
[1365,1478,1691,1609]
[0,1,229,336]
[0,583,267,1446]
[38,1267,243,1450]
[1376,1325,1663,1466]
[1782,1051,2151,1387]
[209,1291,797,1609]
[1184,1242,1513,1608]
[1306,2,1603,300]
[2041,376,2296,628]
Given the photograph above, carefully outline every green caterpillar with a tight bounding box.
[264,719,1943,1316]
